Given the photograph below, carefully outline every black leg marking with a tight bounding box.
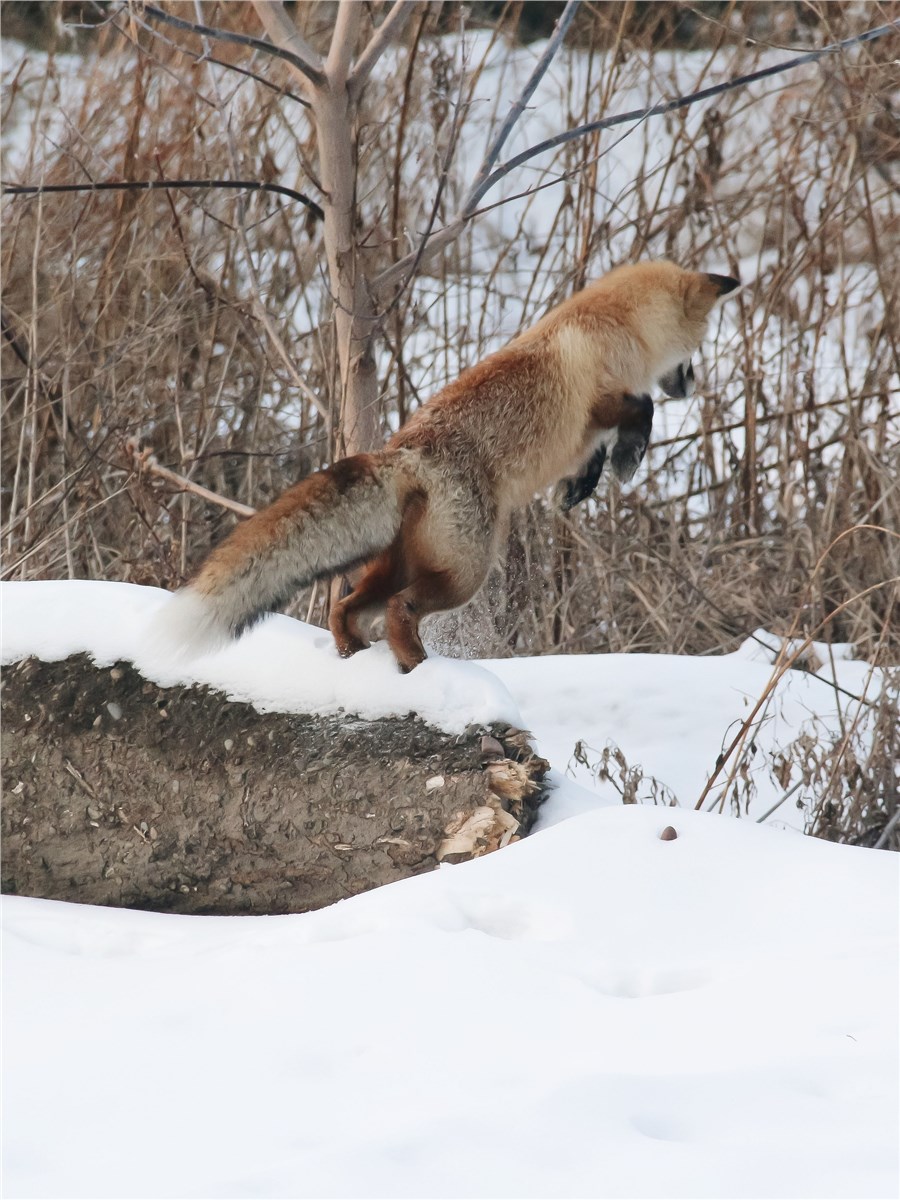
[556,444,607,511]
[610,394,653,482]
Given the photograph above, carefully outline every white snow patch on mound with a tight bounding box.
[0,580,521,734]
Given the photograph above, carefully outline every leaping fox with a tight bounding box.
[157,260,738,671]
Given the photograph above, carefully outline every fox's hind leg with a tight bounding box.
[329,552,402,658]
[329,489,428,657]
[331,469,496,672]
[331,553,474,671]
[384,568,483,673]
[384,481,496,672]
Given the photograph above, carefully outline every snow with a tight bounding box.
[3,579,887,829]
[2,579,899,1199]
[0,580,521,735]
[484,639,888,830]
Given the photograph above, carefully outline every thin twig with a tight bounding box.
[378,27,471,320]
[127,439,256,518]
[460,0,581,214]
[1,178,324,221]
[139,2,325,87]
[122,9,310,107]
[349,0,422,101]
[755,777,806,824]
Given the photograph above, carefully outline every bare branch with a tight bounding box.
[374,218,462,295]
[250,0,325,92]
[327,0,364,90]
[349,0,422,102]
[460,0,580,214]
[466,17,900,212]
[375,16,900,296]
[1,178,324,220]
[127,439,257,518]
[875,806,900,850]
[124,9,310,107]
[139,2,325,89]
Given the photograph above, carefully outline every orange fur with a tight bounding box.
[161,261,738,671]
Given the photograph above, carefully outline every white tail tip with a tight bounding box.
[147,588,232,662]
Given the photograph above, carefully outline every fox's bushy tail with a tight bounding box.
[152,451,416,658]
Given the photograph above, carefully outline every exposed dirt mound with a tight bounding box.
[1,655,550,915]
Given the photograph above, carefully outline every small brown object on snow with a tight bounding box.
[660,825,678,841]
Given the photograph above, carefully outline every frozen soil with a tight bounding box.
[1,655,548,914]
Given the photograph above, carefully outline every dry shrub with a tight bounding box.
[726,661,900,848]
[786,671,900,849]
[564,662,898,849]
[572,739,679,807]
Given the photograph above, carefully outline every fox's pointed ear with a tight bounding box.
[707,273,740,296]
[684,270,741,318]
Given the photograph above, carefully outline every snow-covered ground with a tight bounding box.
[3,580,898,1199]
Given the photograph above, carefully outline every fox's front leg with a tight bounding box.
[555,393,654,511]
[610,392,654,482]
[555,444,607,512]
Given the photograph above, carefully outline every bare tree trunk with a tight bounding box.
[313,21,379,457]
[252,1,420,612]
[254,1,419,459]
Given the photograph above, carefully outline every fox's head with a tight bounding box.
[530,259,740,399]
[595,260,740,390]
[662,267,739,393]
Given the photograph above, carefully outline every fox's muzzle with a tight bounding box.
[658,361,694,399]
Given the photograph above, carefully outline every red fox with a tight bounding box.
[158,261,738,671]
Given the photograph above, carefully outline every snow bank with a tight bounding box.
[2,579,889,832]
[3,579,897,1198]
[3,803,897,1198]
[0,580,521,735]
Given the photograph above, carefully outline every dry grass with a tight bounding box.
[2,2,898,841]
[803,670,900,850]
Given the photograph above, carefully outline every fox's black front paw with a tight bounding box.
[610,394,653,482]
[610,431,648,482]
[555,444,607,511]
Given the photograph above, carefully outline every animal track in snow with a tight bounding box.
[577,962,712,999]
